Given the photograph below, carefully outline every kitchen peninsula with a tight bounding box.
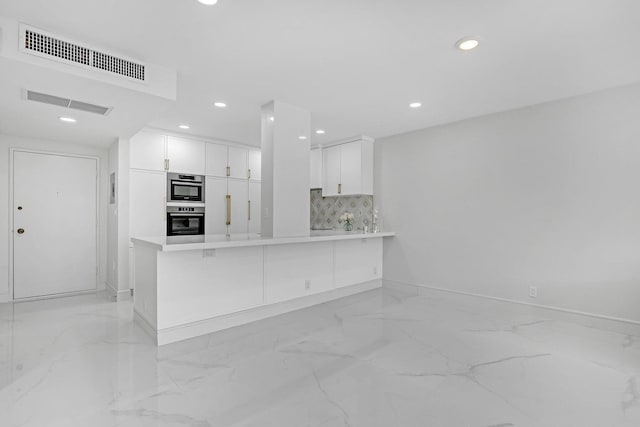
[132,231,394,345]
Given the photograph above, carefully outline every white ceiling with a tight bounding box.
[1,0,639,147]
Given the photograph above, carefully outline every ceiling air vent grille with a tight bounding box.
[22,26,145,81]
[25,90,112,116]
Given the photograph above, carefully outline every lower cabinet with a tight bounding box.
[156,247,264,328]
[248,182,261,234]
[264,242,334,304]
[335,238,383,287]
[205,177,254,235]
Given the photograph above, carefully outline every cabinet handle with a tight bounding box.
[248,200,251,220]
[248,168,251,179]
[226,195,231,225]
[338,183,342,194]
[226,166,230,177]
[164,159,168,171]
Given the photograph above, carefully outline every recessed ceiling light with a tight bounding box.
[315,129,325,135]
[197,0,218,5]
[269,116,275,122]
[59,116,76,123]
[409,102,422,108]
[456,37,479,51]
[298,136,307,140]
[178,124,190,130]
[214,101,227,108]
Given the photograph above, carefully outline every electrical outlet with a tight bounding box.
[203,249,216,258]
[305,279,311,290]
[529,286,538,298]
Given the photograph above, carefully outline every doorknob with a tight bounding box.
[17,228,25,234]
[17,206,23,211]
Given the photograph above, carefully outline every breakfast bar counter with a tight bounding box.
[131,231,394,345]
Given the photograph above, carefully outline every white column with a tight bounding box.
[261,100,310,238]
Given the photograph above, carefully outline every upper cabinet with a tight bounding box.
[248,150,261,181]
[166,136,206,175]
[310,148,322,189]
[205,143,229,178]
[206,143,258,180]
[130,132,166,171]
[322,138,373,196]
[130,132,205,175]
[228,147,249,179]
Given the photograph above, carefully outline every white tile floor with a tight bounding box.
[1,283,639,427]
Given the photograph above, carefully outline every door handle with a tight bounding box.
[248,200,251,221]
[226,166,231,177]
[17,228,25,234]
[226,195,231,225]
[338,183,342,194]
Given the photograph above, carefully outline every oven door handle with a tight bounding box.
[168,213,204,217]
[171,181,203,187]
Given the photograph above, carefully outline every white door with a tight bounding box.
[248,181,261,234]
[13,151,98,299]
[228,179,248,234]
[322,145,341,196]
[228,147,248,179]
[205,177,228,234]
[167,136,206,175]
[130,170,166,238]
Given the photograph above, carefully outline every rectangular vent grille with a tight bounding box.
[23,28,145,81]
[26,90,112,116]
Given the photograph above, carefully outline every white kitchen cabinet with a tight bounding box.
[205,143,229,177]
[248,181,261,234]
[228,147,249,179]
[248,150,261,181]
[228,179,249,234]
[310,147,322,189]
[205,177,228,235]
[130,132,166,172]
[334,238,382,288]
[130,169,166,238]
[166,136,206,175]
[321,139,373,196]
[322,145,342,196]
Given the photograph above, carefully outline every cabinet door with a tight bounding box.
[248,181,261,234]
[205,177,228,235]
[322,145,341,196]
[130,170,166,237]
[248,150,261,181]
[340,141,363,195]
[310,148,322,189]
[205,143,228,177]
[228,147,248,179]
[228,179,248,234]
[166,136,206,175]
[130,132,166,171]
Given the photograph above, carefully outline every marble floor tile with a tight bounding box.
[1,285,639,426]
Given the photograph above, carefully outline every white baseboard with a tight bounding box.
[141,279,382,346]
[133,309,158,345]
[383,279,640,326]
[106,282,132,302]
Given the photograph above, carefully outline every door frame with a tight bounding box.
[9,148,101,301]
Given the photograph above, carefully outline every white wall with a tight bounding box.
[0,134,109,301]
[376,82,640,323]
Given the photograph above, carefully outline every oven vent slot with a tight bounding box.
[21,25,146,81]
[25,90,112,116]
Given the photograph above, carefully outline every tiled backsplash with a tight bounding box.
[310,189,374,231]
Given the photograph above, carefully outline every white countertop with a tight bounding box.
[131,230,395,252]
